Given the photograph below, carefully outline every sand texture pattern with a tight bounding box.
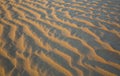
[0,0,120,76]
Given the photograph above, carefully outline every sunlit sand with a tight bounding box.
[0,0,120,76]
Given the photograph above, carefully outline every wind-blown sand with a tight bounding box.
[0,0,120,76]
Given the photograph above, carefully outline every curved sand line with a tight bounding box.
[0,0,120,76]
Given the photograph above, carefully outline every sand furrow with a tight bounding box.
[0,0,120,76]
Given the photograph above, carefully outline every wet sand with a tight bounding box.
[0,0,120,76]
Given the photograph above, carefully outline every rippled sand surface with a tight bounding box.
[0,0,120,76]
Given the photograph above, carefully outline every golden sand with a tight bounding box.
[0,0,120,76]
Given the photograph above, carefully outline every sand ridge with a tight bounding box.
[0,0,120,76]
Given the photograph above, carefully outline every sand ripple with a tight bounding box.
[0,0,120,76]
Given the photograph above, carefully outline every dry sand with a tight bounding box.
[0,0,120,76]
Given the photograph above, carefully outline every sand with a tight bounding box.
[0,0,120,76]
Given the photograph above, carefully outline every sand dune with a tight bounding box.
[0,0,120,76]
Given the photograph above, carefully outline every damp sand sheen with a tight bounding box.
[0,0,120,76]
